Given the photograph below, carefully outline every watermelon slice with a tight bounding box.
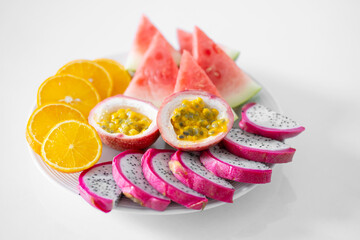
[177,29,193,54]
[174,50,221,97]
[126,15,180,73]
[177,28,240,61]
[193,26,261,108]
[124,32,178,107]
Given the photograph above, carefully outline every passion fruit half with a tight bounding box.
[89,95,159,150]
[157,90,234,151]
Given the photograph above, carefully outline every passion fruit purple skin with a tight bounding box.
[112,150,171,211]
[88,95,160,150]
[78,161,120,213]
[239,102,305,141]
[157,90,234,151]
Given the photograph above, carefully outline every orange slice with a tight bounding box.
[41,120,102,173]
[26,103,86,155]
[37,74,100,117]
[94,58,131,95]
[56,60,113,99]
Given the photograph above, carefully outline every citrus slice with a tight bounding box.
[41,120,102,173]
[56,60,113,99]
[94,58,131,96]
[37,74,100,117]
[26,103,86,155]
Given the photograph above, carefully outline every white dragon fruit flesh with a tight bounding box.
[142,148,208,210]
[223,128,296,163]
[239,102,305,141]
[78,161,121,213]
[170,151,235,202]
[112,149,171,211]
[201,145,272,184]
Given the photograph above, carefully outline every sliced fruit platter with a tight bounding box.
[27,15,305,214]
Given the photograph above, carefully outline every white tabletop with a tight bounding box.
[1,0,359,239]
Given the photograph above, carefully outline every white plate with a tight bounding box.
[29,53,281,215]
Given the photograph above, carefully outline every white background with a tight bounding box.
[1,0,359,239]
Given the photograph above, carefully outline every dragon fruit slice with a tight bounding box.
[223,129,296,163]
[169,151,235,203]
[142,149,208,210]
[239,103,305,141]
[112,149,171,211]
[200,145,272,184]
[78,161,121,213]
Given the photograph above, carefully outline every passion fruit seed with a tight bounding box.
[98,108,151,135]
[171,97,228,141]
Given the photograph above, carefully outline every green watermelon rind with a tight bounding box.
[219,44,241,61]
[125,51,142,74]
[231,108,239,121]
[226,79,262,108]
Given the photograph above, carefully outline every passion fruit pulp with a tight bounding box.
[157,90,234,151]
[89,95,159,150]
[98,108,152,136]
[171,97,228,141]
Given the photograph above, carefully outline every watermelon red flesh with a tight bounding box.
[177,28,240,61]
[124,32,179,107]
[174,50,221,97]
[193,26,261,108]
[125,15,159,72]
[131,15,158,57]
[177,29,193,53]
[126,15,180,72]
